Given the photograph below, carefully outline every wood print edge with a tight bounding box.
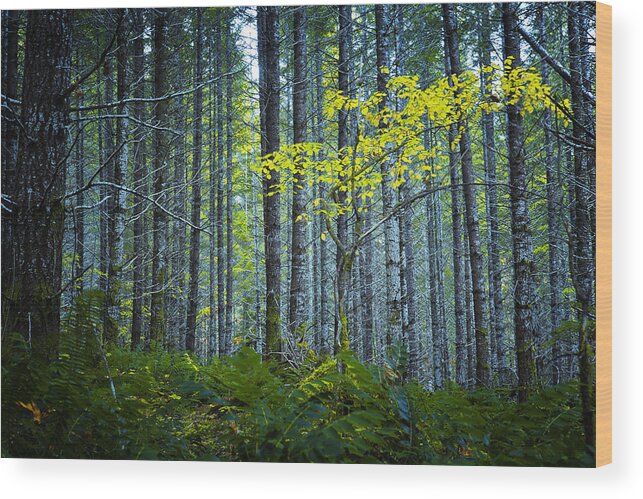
[595,0,612,468]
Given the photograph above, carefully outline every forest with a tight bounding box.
[1,2,597,466]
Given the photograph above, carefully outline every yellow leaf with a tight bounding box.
[17,401,44,424]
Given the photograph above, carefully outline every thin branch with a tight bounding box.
[70,69,243,113]
[516,23,595,105]
[63,10,124,99]
[73,181,212,236]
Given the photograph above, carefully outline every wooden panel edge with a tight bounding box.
[595,0,612,468]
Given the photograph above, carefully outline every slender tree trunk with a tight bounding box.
[502,2,537,402]
[334,5,352,355]
[356,13,374,363]
[443,3,490,387]
[100,33,115,344]
[391,5,419,379]
[289,6,308,343]
[214,14,227,357]
[225,14,235,354]
[465,245,475,388]
[478,4,507,383]
[130,9,147,350]
[3,10,72,360]
[444,38,467,387]
[536,5,565,384]
[186,9,203,353]
[108,9,129,346]
[252,158,263,354]
[375,5,403,349]
[169,15,187,350]
[312,40,330,355]
[208,44,218,359]
[149,9,170,347]
[568,1,595,452]
[73,85,85,296]
[257,6,282,360]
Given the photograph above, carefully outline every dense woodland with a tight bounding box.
[1,2,596,465]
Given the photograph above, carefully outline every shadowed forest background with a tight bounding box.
[1,2,596,465]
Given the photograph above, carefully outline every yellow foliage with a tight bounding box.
[250,66,568,232]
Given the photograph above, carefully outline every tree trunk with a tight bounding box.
[73,74,85,296]
[289,6,307,343]
[130,8,147,350]
[536,5,565,385]
[3,10,72,360]
[186,8,203,353]
[334,5,352,355]
[375,5,403,349]
[225,14,235,354]
[215,14,226,357]
[502,2,537,403]
[100,28,115,345]
[442,3,490,387]
[568,1,596,452]
[169,15,187,351]
[149,9,170,347]
[257,6,282,360]
[478,4,507,384]
[444,40,467,387]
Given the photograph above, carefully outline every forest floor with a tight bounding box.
[1,333,593,466]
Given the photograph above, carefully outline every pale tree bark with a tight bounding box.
[312,38,330,355]
[442,3,490,387]
[536,5,565,384]
[390,4,419,379]
[186,8,203,353]
[289,6,308,343]
[169,14,187,350]
[465,244,475,388]
[109,9,129,346]
[443,41,467,388]
[333,4,352,355]
[149,9,170,347]
[130,8,147,350]
[72,66,85,296]
[356,8,374,363]
[477,3,507,383]
[375,4,403,349]
[225,14,234,354]
[215,13,227,357]
[100,27,115,344]
[208,38,218,358]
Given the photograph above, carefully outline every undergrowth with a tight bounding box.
[1,293,593,466]
[2,340,592,466]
